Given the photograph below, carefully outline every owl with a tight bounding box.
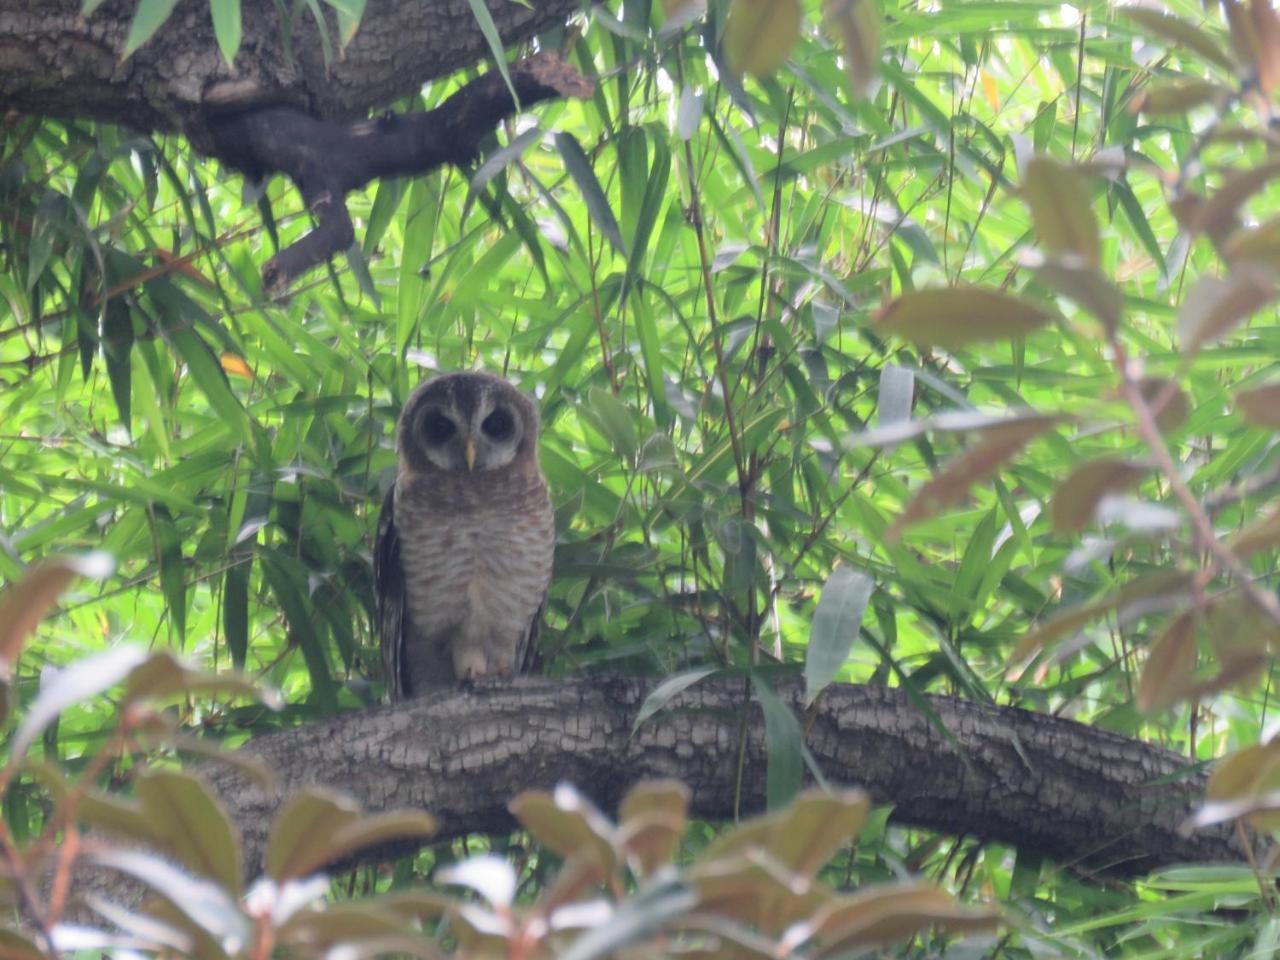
[374,371,555,699]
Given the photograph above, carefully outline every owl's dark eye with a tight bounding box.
[422,411,456,445]
[481,408,514,440]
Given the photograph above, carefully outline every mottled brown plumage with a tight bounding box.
[375,372,554,699]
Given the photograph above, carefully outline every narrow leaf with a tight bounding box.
[555,132,626,256]
[805,565,874,704]
[752,675,804,809]
[633,667,719,732]
[122,0,181,59]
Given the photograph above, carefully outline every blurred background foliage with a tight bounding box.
[5,0,1280,954]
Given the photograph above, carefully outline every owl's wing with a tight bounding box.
[374,482,408,701]
[516,596,546,676]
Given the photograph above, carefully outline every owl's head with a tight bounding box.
[397,371,539,475]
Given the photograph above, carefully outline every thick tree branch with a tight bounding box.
[197,677,1242,881]
[206,54,592,291]
[0,0,582,139]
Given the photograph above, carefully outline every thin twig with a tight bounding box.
[1111,335,1280,627]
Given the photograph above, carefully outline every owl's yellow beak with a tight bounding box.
[464,436,477,472]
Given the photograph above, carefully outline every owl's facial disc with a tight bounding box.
[418,406,467,471]
[469,400,524,472]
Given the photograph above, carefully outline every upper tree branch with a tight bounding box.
[206,54,593,292]
[188,677,1242,884]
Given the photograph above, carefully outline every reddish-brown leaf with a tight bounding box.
[1177,266,1275,354]
[1050,457,1151,534]
[890,417,1060,538]
[1236,383,1280,429]
[1022,157,1100,265]
[1136,611,1199,713]
[876,286,1054,351]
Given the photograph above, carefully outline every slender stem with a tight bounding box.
[1111,335,1280,627]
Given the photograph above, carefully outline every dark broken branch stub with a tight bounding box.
[206,53,594,293]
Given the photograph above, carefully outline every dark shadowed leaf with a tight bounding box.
[805,565,874,704]
[876,286,1053,351]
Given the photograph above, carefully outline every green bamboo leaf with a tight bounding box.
[209,0,243,67]
[633,667,719,733]
[462,0,519,104]
[122,0,181,60]
[151,506,187,647]
[262,555,337,710]
[555,132,626,257]
[805,565,874,704]
[222,562,250,669]
[752,674,804,809]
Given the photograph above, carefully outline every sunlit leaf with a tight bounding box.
[12,645,149,760]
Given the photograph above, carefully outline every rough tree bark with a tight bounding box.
[199,676,1241,880]
[0,0,582,146]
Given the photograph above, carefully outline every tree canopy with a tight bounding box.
[3,0,1280,956]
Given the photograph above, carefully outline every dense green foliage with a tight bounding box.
[5,0,1280,955]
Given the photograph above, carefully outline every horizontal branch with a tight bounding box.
[206,53,592,292]
[198,676,1241,879]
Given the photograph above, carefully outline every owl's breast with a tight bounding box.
[394,472,554,662]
